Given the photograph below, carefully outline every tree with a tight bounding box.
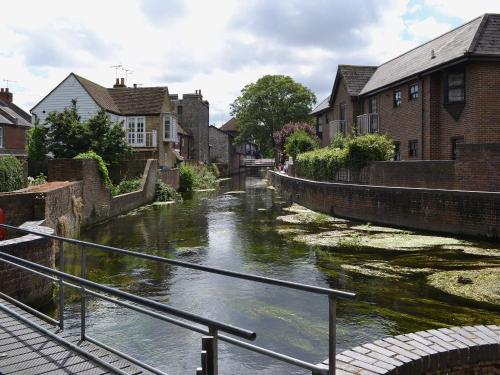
[273,122,319,161]
[44,100,131,164]
[27,119,48,161]
[230,75,316,158]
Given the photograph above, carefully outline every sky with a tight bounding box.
[1,0,499,125]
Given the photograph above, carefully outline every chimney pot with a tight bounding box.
[133,83,137,89]
[0,88,3,92]
[6,88,9,92]
[120,78,125,86]
[115,78,119,85]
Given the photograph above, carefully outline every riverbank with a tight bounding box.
[269,170,500,239]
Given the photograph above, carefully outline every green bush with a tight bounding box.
[74,151,112,188]
[284,130,319,160]
[179,164,196,192]
[155,181,180,201]
[296,133,394,180]
[193,165,219,190]
[0,156,24,192]
[27,120,47,161]
[111,178,142,196]
[207,163,220,178]
[28,173,47,186]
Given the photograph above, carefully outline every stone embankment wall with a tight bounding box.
[158,168,180,190]
[0,222,54,305]
[270,171,500,238]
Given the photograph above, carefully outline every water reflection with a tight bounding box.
[45,169,499,375]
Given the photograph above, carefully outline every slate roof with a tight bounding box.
[360,14,500,95]
[220,117,237,132]
[338,65,377,96]
[73,74,169,115]
[310,95,331,115]
[0,100,31,127]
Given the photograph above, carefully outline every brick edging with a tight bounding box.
[316,325,500,374]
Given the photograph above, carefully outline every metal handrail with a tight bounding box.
[0,224,357,375]
[0,224,355,299]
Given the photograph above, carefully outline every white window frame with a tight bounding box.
[163,113,177,142]
[126,116,146,147]
[0,127,3,148]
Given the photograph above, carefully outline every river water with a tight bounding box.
[51,171,499,374]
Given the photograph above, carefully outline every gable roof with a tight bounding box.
[310,95,331,115]
[0,100,31,127]
[328,65,377,106]
[220,117,237,132]
[360,14,500,95]
[73,74,169,115]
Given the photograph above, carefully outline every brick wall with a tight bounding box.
[270,171,500,238]
[108,159,148,184]
[0,223,55,305]
[209,126,230,163]
[158,168,179,189]
[3,125,27,151]
[330,78,357,138]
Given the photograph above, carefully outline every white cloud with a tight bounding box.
[405,16,452,42]
[0,0,479,125]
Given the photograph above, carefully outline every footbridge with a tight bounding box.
[240,158,275,168]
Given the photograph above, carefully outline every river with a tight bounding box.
[48,170,500,374]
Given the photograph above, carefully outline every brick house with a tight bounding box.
[219,118,259,157]
[31,73,179,168]
[0,88,31,156]
[313,13,500,161]
[170,91,209,163]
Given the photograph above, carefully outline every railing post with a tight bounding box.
[209,327,219,375]
[58,241,65,330]
[81,245,87,341]
[328,295,336,375]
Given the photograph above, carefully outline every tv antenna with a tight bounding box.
[110,65,122,79]
[3,79,17,89]
[122,68,133,84]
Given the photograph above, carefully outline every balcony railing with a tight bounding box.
[356,113,379,134]
[328,120,346,138]
[127,130,157,147]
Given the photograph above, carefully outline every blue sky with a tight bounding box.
[0,0,499,125]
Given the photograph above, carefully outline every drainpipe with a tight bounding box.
[421,76,425,160]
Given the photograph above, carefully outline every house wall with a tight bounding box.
[315,109,334,147]
[31,74,100,123]
[1,125,27,152]
[209,126,230,163]
[181,93,209,162]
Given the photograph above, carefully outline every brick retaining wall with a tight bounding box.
[158,168,180,190]
[315,325,500,374]
[270,171,500,238]
[0,222,55,306]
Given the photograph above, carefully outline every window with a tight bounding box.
[163,113,177,142]
[177,105,183,115]
[340,103,346,121]
[409,83,419,100]
[408,140,418,158]
[451,137,464,160]
[394,142,400,161]
[0,127,3,148]
[126,117,146,146]
[393,90,401,107]
[369,96,377,113]
[447,72,465,103]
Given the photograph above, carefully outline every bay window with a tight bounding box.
[163,113,177,142]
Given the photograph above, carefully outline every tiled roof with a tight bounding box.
[338,65,377,96]
[220,117,237,132]
[360,14,500,95]
[310,95,330,115]
[0,100,31,127]
[74,74,168,115]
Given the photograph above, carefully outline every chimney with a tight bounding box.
[113,78,126,88]
[0,87,13,103]
[133,83,137,89]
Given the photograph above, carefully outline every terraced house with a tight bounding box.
[312,13,500,160]
[31,73,180,168]
[0,88,31,157]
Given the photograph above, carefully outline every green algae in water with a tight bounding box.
[427,268,500,305]
[341,262,435,280]
[441,244,500,258]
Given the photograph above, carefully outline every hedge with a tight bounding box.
[0,156,24,192]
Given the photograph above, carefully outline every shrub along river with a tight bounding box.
[46,170,500,374]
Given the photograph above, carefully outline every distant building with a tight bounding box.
[219,118,259,158]
[0,88,31,157]
[313,13,500,161]
[31,73,179,167]
[170,91,209,163]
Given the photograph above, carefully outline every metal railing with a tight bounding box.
[356,113,379,134]
[127,130,157,147]
[241,158,275,167]
[328,120,346,138]
[0,224,356,375]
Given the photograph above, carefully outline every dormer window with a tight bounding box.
[163,113,177,142]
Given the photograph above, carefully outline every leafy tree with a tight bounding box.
[27,120,48,161]
[230,75,316,158]
[284,130,319,160]
[44,100,131,164]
